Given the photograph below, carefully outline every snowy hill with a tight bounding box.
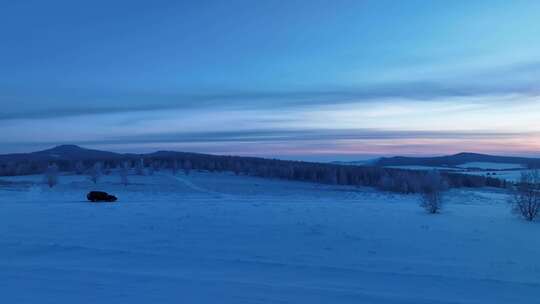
[376,152,540,168]
[0,145,124,162]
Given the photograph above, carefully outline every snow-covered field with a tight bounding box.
[387,165,460,171]
[456,162,525,170]
[461,169,530,182]
[1,171,539,303]
[384,164,531,182]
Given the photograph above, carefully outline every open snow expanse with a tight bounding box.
[385,164,532,183]
[1,171,539,303]
[386,165,460,171]
[456,162,525,170]
[461,169,532,182]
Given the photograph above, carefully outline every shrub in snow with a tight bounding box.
[233,162,242,175]
[88,162,102,184]
[378,174,394,191]
[152,161,161,172]
[119,162,129,186]
[183,160,192,175]
[74,161,85,175]
[103,163,112,175]
[147,165,154,176]
[509,170,540,221]
[171,160,179,175]
[135,159,145,176]
[44,163,59,188]
[420,170,446,214]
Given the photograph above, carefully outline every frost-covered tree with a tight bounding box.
[88,162,102,184]
[183,160,192,175]
[119,161,129,186]
[74,161,85,175]
[103,163,112,175]
[135,159,145,176]
[147,164,155,176]
[233,162,242,176]
[44,163,59,188]
[509,170,540,221]
[171,160,179,175]
[152,161,161,172]
[207,161,215,172]
[378,173,393,191]
[420,170,446,214]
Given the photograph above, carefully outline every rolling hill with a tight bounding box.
[375,152,540,168]
[0,145,124,162]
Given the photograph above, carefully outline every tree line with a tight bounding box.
[1,151,507,193]
[8,151,539,221]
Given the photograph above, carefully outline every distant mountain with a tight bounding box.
[0,146,514,191]
[3,146,539,169]
[0,145,124,162]
[0,145,236,165]
[375,152,540,168]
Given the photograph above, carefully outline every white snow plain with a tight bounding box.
[456,162,525,170]
[0,171,539,303]
[387,165,461,171]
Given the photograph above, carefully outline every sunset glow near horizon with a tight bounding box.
[2,1,540,160]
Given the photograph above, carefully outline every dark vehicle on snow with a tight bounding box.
[87,191,117,202]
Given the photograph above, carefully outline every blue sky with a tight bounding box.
[2,0,540,159]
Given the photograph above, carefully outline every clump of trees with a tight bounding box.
[509,170,540,221]
[419,170,447,214]
[44,163,59,188]
[0,151,509,195]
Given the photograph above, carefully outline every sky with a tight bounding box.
[2,0,540,160]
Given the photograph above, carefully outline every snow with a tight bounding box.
[457,162,525,170]
[1,171,539,303]
[387,165,460,171]
[384,163,530,182]
[461,169,531,182]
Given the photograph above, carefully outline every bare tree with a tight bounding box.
[135,159,145,176]
[119,161,129,186]
[44,163,59,188]
[147,164,155,176]
[233,162,242,176]
[152,161,161,172]
[75,161,85,175]
[88,162,102,184]
[103,163,112,175]
[183,160,192,175]
[207,161,215,172]
[171,160,179,175]
[509,170,540,221]
[420,170,446,214]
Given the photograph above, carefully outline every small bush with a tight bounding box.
[509,170,540,221]
[119,162,129,186]
[88,162,102,184]
[44,163,59,188]
[420,170,446,214]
